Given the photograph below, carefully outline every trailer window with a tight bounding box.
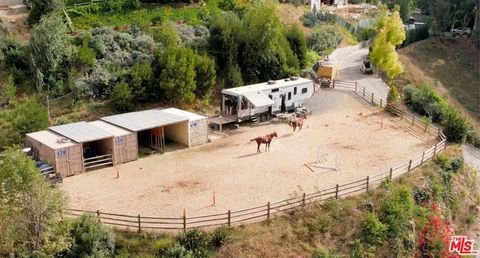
[288,92,291,100]
[271,88,279,93]
[294,87,297,95]
[302,88,308,94]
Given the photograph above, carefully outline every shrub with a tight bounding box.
[301,12,317,28]
[308,26,342,54]
[111,81,133,112]
[361,212,387,246]
[176,229,211,258]
[413,187,431,205]
[164,243,194,258]
[152,238,176,255]
[416,204,453,257]
[356,27,376,41]
[401,26,429,47]
[387,86,400,107]
[210,227,229,248]
[315,248,342,258]
[66,214,115,258]
[450,157,464,172]
[434,154,451,171]
[379,187,414,238]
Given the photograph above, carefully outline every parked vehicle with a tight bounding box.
[451,27,472,36]
[360,59,373,74]
[311,61,338,87]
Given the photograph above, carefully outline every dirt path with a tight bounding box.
[62,89,431,217]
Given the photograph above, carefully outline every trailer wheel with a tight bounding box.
[260,115,267,122]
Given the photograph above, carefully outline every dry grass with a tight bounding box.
[397,37,480,128]
[275,3,311,35]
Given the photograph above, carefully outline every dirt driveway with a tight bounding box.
[63,89,431,217]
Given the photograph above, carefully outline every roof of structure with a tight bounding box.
[89,120,132,137]
[221,77,312,96]
[26,130,79,149]
[49,121,113,143]
[101,109,188,132]
[161,108,207,121]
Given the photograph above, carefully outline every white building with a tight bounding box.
[221,77,314,122]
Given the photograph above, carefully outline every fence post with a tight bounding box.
[363,87,365,97]
[380,99,383,108]
[366,176,370,192]
[227,210,231,227]
[424,122,428,132]
[302,193,306,207]
[183,212,187,232]
[421,151,425,165]
[389,168,393,179]
[400,111,404,120]
[371,93,374,104]
[96,210,100,218]
[137,215,141,232]
[335,184,339,199]
[408,160,412,172]
[267,202,270,220]
[412,115,415,126]
[355,81,358,92]
[433,145,437,157]
[332,79,335,88]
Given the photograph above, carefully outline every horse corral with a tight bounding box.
[62,89,432,218]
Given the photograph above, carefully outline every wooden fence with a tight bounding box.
[65,81,448,232]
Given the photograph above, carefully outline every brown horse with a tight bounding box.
[288,114,307,132]
[250,132,278,153]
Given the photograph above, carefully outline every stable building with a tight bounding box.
[26,130,84,177]
[49,122,115,171]
[101,109,190,153]
[89,120,138,165]
[161,108,208,147]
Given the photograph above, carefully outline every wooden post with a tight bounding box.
[363,87,366,97]
[335,184,339,199]
[227,210,231,227]
[355,81,358,92]
[433,145,437,157]
[371,93,374,104]
[183,211,187,232]
[424,122,428,132]
[137,215,141,232]
[380,99,383,108]
[267,202,270,220]
[400,111,404,120]
[332,79,335,88]
[302,193,306,207]
[412,115,415,126]
[366,176,370,192]
[97,210,100,218]
[408,160,412,172]
[389,168,393,179]
[421,151,425,165]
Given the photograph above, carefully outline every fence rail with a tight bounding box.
[65,81,448,232]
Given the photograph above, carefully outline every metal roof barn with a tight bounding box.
[161,108,209,147]
[89,120,132,137]
[101,109,188,132]
[26,130,78,150]
[161,108,207,121]
[50,121,113,143]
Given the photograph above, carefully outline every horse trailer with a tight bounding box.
[221,77,314,122]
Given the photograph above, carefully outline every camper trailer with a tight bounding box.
[221,77,314,122]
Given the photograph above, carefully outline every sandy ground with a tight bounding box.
[62,89,432,217]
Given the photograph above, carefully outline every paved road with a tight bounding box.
[330,45,389,101]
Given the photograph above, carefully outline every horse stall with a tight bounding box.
[101,109,189,155]
[49,122,115,171]
[162,108,208,147]
[26,130,84,177]
[89,120,138,165]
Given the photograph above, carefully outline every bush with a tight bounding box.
[66,214,115,258]
[356,27,376,41]
[301,12,317,28]
[413,187,431,205]
[387,86,400,107]
[401,26,429,47]
[450,157,464,172]
[361,212,387,246]
[176,229,211,258]
[210,227,229,248]
[164,243,194,258]
[379,187,414,238]
[308,26,342,54]
[111,81,133,112]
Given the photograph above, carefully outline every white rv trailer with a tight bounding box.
[221,77,314,122]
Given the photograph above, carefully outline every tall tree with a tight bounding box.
[284,25,308,68]
[370,6,406,78]
[29,14,70,92]
[194,54,217,97]
[0,148,69,256]
[25,0,64,25]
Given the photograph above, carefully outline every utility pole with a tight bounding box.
[46,95,51,125]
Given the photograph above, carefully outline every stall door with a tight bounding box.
[68,145,84,175]
[125,134,138,161]
[114,136,126,165]
[55,148,70,177]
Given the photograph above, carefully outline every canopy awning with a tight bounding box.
[244,92,274,108]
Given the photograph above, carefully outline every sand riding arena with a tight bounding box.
[63,88,440,223]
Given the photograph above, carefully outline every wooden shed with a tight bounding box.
[89,120,138,165]
[101,109,189,153]
[162,108,208,147]
[26,130,84,177]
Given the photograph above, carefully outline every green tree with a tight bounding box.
[154,46,196,104]
[111,81,134,112]
[65,214,115,258]
[129,62,153,101]
[194,54,217,97]
[77,36,96,68]
[385,0,414,21]
[361,212,387,247]
[29,14,70,92]
[387,86,400,106]
[153,23,182,49]
[0,75,16,105]
[370,7,406,78]
[25,0,65,25]
[0,148,70,256]
[285,25,308,68]
[307,25,342,54]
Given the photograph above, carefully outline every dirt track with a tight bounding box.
[63,89,431,217]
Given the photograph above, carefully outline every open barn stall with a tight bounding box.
[50,122,115,171]
[162,108,208,147]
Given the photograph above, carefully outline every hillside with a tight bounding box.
[398,37,480,125]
